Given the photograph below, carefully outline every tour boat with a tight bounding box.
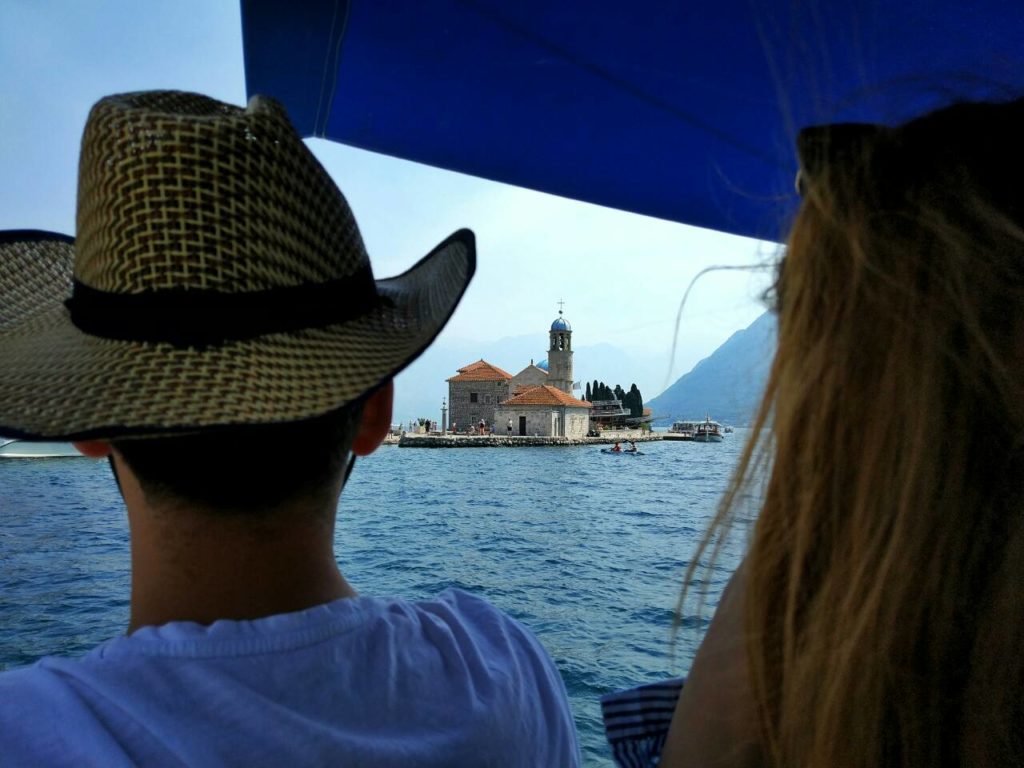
[0,438,83,458]
[693,417,724,443]
[668,420,696,440]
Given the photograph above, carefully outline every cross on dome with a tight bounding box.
[550,299,571,332]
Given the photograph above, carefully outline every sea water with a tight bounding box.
[0,433,753,766]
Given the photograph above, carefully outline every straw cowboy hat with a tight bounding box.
[0,91,475,440]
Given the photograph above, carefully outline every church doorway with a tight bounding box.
[518,416,527,436]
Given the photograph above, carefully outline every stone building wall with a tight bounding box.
[510,365,548,392]
[448,379,510,432]
[563,408,589,439]
[547,332,573,393]
[493,405,589,438]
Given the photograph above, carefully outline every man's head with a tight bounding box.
[0,92,474,467]
[75,381,393,515]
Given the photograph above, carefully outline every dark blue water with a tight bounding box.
[0,434,751,766]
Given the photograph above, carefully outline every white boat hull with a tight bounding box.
[0,440,84,458]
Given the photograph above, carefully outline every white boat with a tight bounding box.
[668,420,696,440]
[0,438,84,458]
[693,417,724,443]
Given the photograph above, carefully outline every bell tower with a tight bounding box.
[547,300,573,394]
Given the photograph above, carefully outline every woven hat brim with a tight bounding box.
[0,230,75,334]
[0,229,475,440]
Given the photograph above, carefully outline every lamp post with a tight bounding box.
[441,398,448,435]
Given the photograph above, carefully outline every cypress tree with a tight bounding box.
[628,383,643,416]
[585,382,592,401]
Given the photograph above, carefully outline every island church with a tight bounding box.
[447,308,591,438]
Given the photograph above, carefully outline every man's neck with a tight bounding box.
[119,462,356,633]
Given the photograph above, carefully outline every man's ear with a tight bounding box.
[73,440,112,458]
[351,380,394,456]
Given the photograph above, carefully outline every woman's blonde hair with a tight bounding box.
[702,98,1024,766]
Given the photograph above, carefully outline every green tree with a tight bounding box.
[622,388,635,415]
[585,381,592,401]
[627,383,644,416]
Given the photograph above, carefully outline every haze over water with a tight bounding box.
[0,434,752,766]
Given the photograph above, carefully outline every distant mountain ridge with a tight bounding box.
[647,312,776,427]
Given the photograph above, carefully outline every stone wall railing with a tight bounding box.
[397,434,662,448]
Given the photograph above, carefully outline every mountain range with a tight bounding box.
[646,312,776,426]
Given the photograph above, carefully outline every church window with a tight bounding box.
[470,392,478,403]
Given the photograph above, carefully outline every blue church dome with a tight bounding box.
[536,359,549,371]
[550,315,571,331]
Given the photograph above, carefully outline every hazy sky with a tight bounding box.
[1,1,778,394]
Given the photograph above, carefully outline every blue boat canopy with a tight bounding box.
[242,0,1024,242]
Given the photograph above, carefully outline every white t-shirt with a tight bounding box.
[0,589,580,767]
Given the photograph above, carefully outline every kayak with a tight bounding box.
[600,448,644,455]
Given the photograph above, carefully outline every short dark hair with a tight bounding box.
[113,402,364,514]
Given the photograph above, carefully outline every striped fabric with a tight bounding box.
[601,677,684,767]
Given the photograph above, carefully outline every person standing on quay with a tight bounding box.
[0,91,580,767]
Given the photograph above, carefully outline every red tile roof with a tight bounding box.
[447,359,513,382]
[500,385,591,408]
[512,381,547,396]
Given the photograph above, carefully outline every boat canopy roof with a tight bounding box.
[241,0,1024,242]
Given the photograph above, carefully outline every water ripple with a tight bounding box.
[1,433,754,765]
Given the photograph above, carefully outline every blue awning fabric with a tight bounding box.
[242,0,1024,242]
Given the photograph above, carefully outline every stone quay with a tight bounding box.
[395,431,660,448]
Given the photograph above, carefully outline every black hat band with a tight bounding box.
[65,264,390,349]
